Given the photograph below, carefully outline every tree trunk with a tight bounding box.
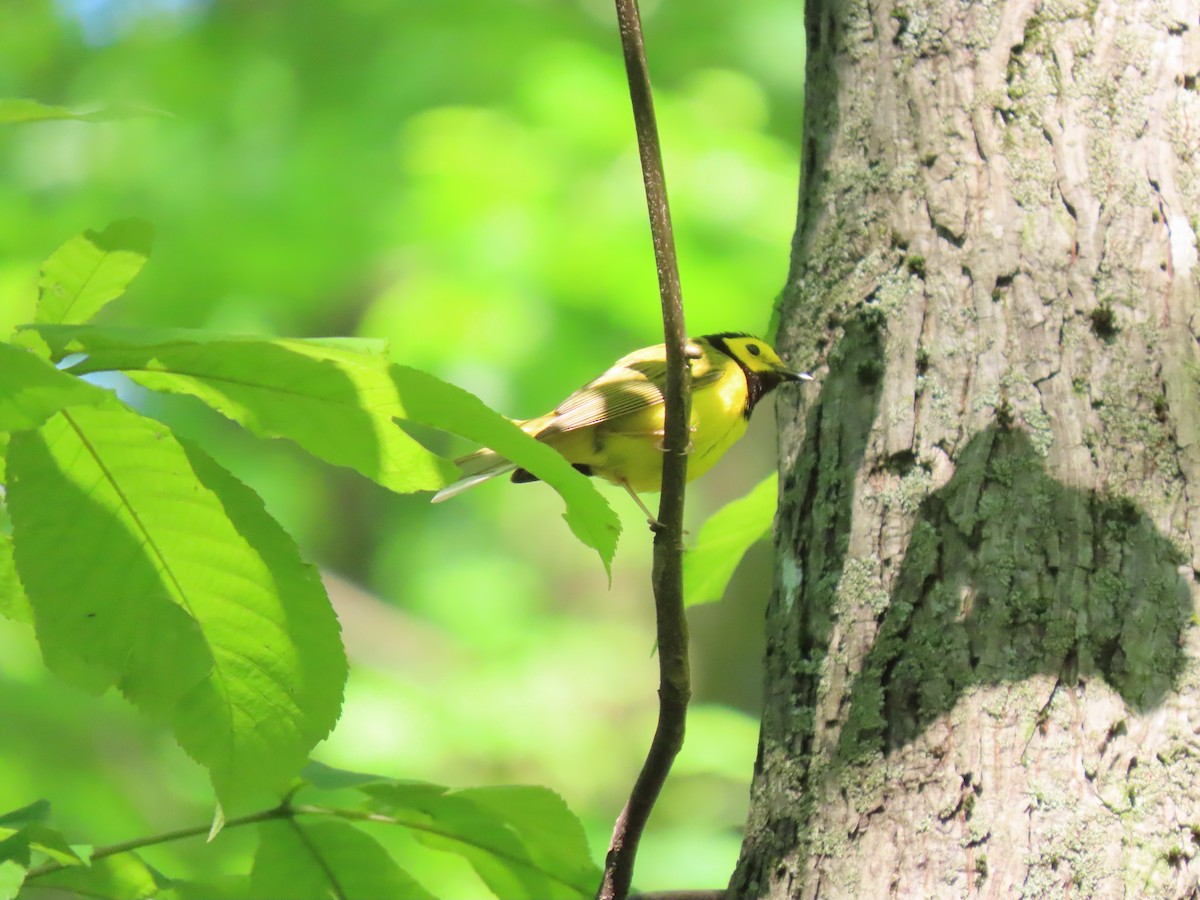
[733,0,1200,896]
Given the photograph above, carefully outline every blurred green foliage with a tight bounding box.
[0,0,804,893]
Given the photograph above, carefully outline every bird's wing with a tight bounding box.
[531,352,724,437]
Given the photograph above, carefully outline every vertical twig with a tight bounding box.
[598,1,692,899]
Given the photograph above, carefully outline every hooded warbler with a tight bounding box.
[432,332,810,521]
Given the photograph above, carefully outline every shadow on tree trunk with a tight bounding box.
[837,424,1193,761]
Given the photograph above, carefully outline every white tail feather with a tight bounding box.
[431,463,517,503]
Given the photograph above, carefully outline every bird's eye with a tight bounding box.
[747,343,762,357]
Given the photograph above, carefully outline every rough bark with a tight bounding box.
[733,0,1200,897]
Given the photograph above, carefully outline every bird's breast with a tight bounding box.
[685,362,749,479]
[539,360,750,493]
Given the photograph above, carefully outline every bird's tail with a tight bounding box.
[431,413,557,503]
[430,447,517,503]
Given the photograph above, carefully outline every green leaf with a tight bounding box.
[32,325,621,569]
[1,448,22,626]
[0,802,50,829]
[297,766,600,898]
[251,819,436,900]
[0,530,30,624]
[0,830,30,869]
[36,220,154,326]
[0,342,107,431]
[683,472,778,606]
[30,853,161,900]
[299,760,381,792]
[32,324,455,495]
[0,98,170,125]
[386,365,620,571]
[362,782,599,899]
[155,874,253,900]
[6,401,346,804]
[0,820,84,900]
[453,786,600,897]
[27,828,84,867]
[4,824,85,867]
[0,860,24,900]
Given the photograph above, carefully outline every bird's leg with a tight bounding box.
[620,481,691,535]
[621,480,664,532]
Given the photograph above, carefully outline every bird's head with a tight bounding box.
[698,332,812,416]
[702,332,810,382]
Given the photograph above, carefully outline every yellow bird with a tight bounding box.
[432,333,810,521]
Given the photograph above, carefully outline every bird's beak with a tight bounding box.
[778,366,813,383]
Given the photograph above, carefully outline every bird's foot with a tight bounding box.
[646,517,689,535]
[653,428,696,453]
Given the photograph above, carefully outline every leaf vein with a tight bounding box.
[60,407,240,754]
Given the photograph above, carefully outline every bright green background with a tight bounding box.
[0,0,802,892]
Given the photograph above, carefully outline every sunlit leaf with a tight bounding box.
[32,325,621,570]
[27,828,82,867]
[296,768,600,900]
[362,782,599,899]
[33,324,454,495]
[683,472,778,606]
[36,220,154,326]
[384,365,620,572]
[0,98,170,125]
[6,824,85,867]
[0,820,84,900]
[251,819,436,900]
[0,342,107,431]
[6,401,346,804]
[0,861,24,900]
[30,853,161,900]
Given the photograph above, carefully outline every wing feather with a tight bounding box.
[529,348,723,437]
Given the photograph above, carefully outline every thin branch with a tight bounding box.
[23,801,594,897]
[599,1,692,899]
[23,803,293,880]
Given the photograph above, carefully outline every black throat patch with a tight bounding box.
[704,333,764,420]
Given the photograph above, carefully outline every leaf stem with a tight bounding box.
[23,800,598,898]
[599,1,692,899]
[23,803,293,880]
